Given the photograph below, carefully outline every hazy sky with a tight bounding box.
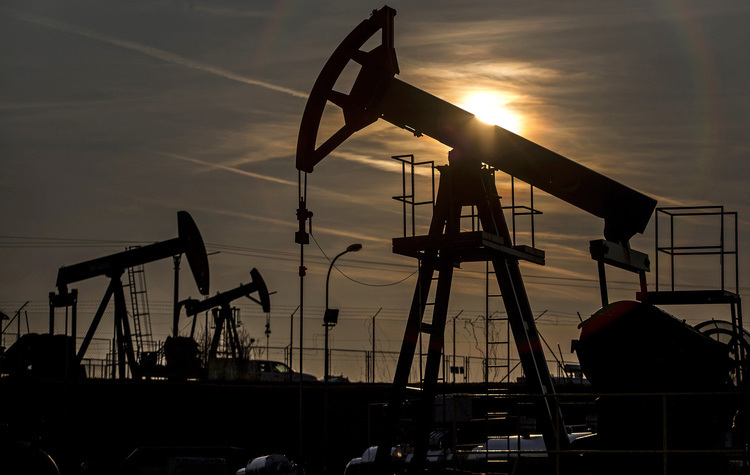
[2,1,749,375]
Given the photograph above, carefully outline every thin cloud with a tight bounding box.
[415,61,564,87]
[0,99,137,111]
[190,4,266,19]
[0,7,308,99]
[196,207,295,230]
[160,152,297,186]
[332,151,434,177]
[199,207,390,244]
[159,152,403,211]
[309,228,389,244]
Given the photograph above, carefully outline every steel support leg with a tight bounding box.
[410,258,454,474]
[113,276,139,379]
[76,279,117,364]
[375,256,436,472]
[474,166,570,453]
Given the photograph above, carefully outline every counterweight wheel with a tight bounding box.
[695,319,750,387]
[296,6,398,173]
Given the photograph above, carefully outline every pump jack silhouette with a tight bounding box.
[49,211,210,380]
[295,6,657,473]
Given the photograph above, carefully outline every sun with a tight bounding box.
[459,91,523,135]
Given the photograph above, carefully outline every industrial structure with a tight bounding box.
[1,6,748,475]
[295,6,747,474]
[46,210,210,380]
[180,268,272,379]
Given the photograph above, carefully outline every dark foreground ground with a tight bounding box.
[0,378,397,475]
[4,378,746,475]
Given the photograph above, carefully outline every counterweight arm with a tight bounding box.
[377,80,656,242]
[55,211,210,295]
[181,268,271,316]
[296,6,656,243]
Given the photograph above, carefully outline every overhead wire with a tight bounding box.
[0,235,153,248]
[309,232,419,287]
[3,235,747,293]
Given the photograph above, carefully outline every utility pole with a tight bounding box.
[371,307,382,383]
[452,310,463,384]
[172,254,181,338]
[289,306,299,367]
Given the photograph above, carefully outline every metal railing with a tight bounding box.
[443,390,749,475]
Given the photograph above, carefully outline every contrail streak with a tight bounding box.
[160,153,297,186]
[159,152,402,213]
[203,207,390,244]
[1,8,308,99]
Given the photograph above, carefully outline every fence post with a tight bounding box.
[662,394,668,475]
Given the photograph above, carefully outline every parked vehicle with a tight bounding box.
[344,432,451,475]
[236,454,297,475]
[467,431,591,461]
[247,360,317,382]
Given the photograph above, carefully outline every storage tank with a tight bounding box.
[571,300,735,475]
[573,300,731,392]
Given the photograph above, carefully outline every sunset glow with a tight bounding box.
[2,2,747,396]
[460,91,523,134]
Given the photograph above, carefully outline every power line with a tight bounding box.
[0,235,152,248]
[309,232,419,287]
[3,235,747,293]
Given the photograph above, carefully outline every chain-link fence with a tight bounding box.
[1,300,586,383]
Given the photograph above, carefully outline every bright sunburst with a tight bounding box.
[460,91,523,135]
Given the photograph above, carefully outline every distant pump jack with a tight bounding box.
[50,211,210,380]
[180,268,271,362]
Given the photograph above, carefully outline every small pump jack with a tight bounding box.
[296,6,656,473]
[180,268,271,362]
[50,211,210,379]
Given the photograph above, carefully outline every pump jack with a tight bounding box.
[50,211,210,379]
[295,6,657,473]
[180,268,271,363]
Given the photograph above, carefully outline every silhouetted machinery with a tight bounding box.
[572,301,738,474]
[48,211,210,380]
[296,6,746,475]
[180,268,271,380]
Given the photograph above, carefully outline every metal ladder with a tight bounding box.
[485,267,511,387]
[457,190,513,387]
[125,247,155,359]
[391,153,439,387]
[483,262,513,467]
[480,176,541,468]
[378,157,565,474]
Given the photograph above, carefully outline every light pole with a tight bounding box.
[324,243,362,382]
[323,243,361,474]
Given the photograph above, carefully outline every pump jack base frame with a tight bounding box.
[373,160,569,474]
